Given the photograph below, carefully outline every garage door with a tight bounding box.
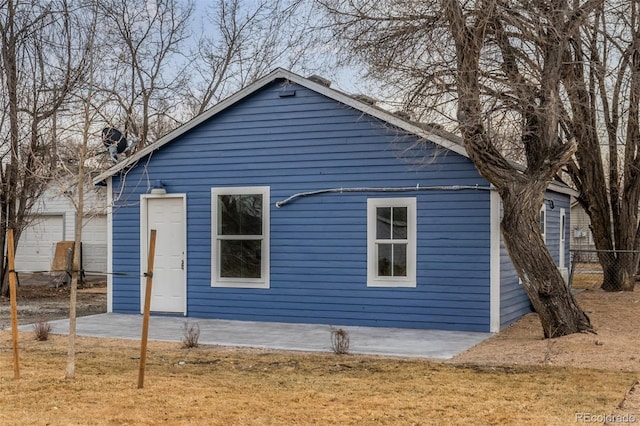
[15,215,64,272]
[82,214,107,274]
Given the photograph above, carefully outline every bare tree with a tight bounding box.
[0,0,86,296]
[320,0,598,337]
[86,0,325,154]
[183,0,320,115]
[96,0,194,149]
[47,2,116,379]
[562,0,640,291]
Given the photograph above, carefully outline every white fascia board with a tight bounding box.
[106,176,113,313]
[547,182,579,197]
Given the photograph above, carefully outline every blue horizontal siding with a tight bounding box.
[111,79,494,331]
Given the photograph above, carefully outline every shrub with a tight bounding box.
[33,319,52,341]
[181,321,200,348]
[330,327,350,355]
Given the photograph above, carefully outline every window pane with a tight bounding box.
[392,207,407,239]
[220,240,262,278]
[539,210,545,233]
[376,207,391,239]
[393,244,407,276]
[377,244,392,276]
[218,194,262,235]
[377,244,407,277]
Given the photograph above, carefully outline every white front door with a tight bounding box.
[142,196,186,314]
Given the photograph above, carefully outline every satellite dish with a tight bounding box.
[102,127,135,162]
[102,127,128,153]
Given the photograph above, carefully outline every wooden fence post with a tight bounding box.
[138,229,157,389]
[7,229,20,379]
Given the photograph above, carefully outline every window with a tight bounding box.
[539,204,546,243]
[212,187,270,288]
[367,198,417,287]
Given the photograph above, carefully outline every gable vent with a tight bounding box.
[278,89,296,97]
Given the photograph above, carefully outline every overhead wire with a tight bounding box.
[275,184,492,207]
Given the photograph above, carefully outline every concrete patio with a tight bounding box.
[23,313,492,359]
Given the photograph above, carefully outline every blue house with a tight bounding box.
[94,68,572,333]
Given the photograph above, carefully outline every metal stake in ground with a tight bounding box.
[138,229,157,389]
[7,229,20,379]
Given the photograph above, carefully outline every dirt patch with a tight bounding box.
[452,286,640,372]
[452,284,640,424]
[0,273,106,329]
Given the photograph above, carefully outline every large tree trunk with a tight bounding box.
[441,0,594,337]
[572,155,640,292]
[600,252,637,292]
[500,185,593,337]
[562,1,640,293]
[321,0,598,337]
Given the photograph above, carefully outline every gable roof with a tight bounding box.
[92,67,577,196]
[93,68,467,184]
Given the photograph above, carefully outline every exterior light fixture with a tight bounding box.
[150,180,167,195]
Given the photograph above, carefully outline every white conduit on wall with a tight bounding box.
[275,184,493,208]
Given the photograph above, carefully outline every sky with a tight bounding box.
[186,0,367,96]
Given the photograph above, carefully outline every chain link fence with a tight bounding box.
[570,249,640,289]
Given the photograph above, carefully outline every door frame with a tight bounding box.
[140,193,187,314]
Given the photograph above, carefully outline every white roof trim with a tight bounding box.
[548,181,578,197]
[93,68,467,184]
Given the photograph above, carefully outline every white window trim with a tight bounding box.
[559,208,566,270]
[367,197,417,287]
[211,186,270,289]
[540,204,546,243]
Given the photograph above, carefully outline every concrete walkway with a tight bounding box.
[25,313,492,359]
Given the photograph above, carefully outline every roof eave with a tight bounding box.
[548,181,579,197]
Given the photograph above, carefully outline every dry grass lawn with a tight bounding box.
[0,332,636,425]
[2,275,639,425]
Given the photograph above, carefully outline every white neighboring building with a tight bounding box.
[570,201,593,248]
[570,200,597,263]
[14,179,107,275]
